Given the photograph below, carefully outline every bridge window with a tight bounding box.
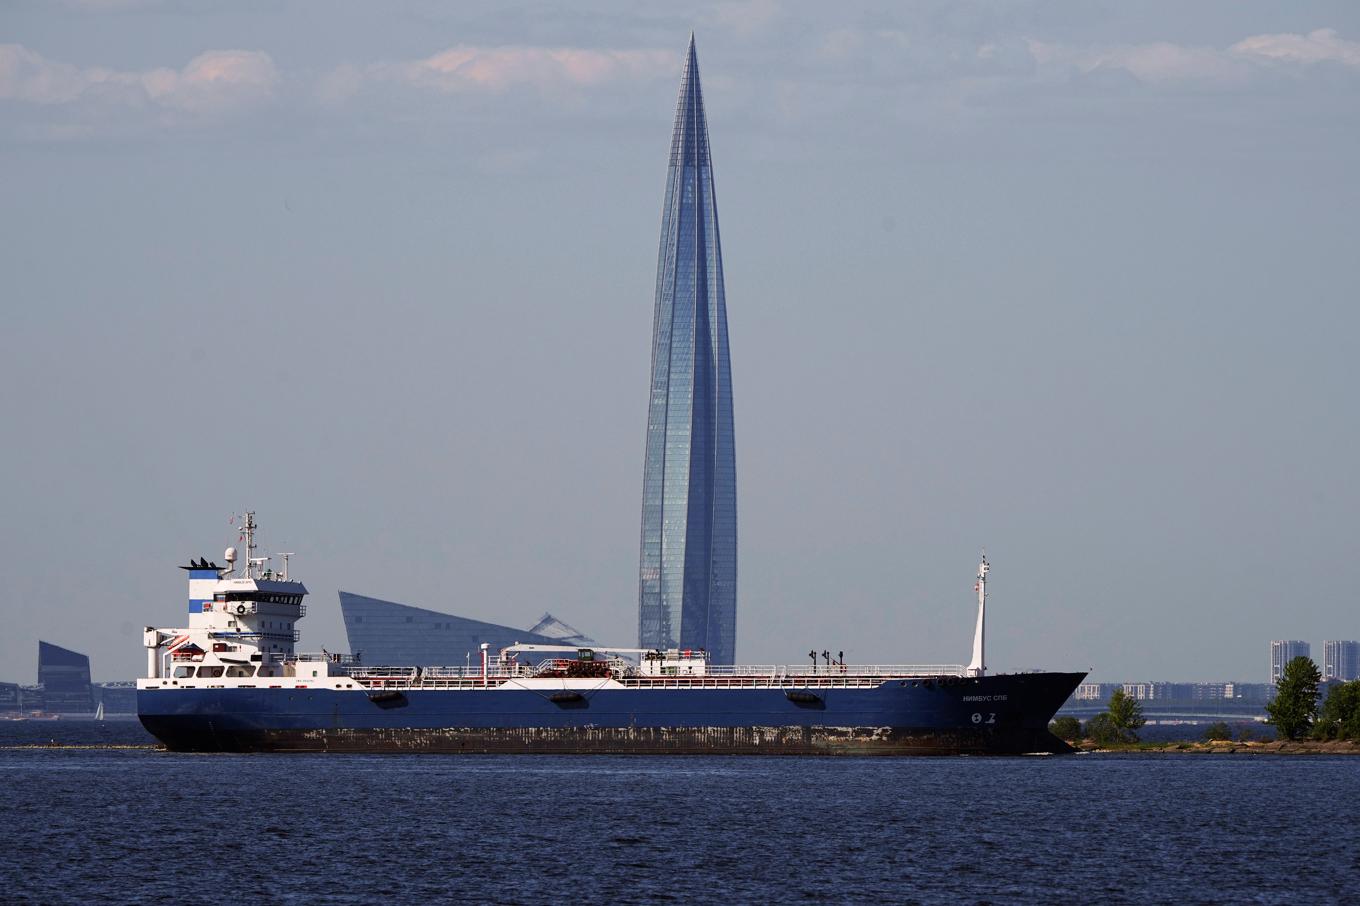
[198,666,224,678]
[214,592,305,605]
[172,666,195,678]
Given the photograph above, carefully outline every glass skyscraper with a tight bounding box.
[638,37,737,664]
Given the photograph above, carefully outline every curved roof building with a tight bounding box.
[339,591,594,667]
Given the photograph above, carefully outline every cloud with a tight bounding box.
[0,44,97,104]
[1027,28,1360,88]
[1028,39,1249,86]
[814,27,1036,84]
[0,44,277,115]
[711,0,780,37]
[315,62,364,107]
[1230,28,1360,68]
[56,0,164,8]
[816,28,866,62]
[367,44,677,95]
[1098,43,1250,84]
[141,50,277,113]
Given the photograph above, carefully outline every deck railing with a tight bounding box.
[345,660,964,678]
[702,664,966,679]
[351,664,526,679]
[291,652,362,665]
[336,659,969,690]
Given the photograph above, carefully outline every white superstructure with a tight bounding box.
[138,512,359,692]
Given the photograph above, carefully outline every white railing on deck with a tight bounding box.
[335,659,967,690]
[291,652,362,665]
[353,664,527,679]
[703,664,966,679]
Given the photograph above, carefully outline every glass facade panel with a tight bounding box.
[37,640,94,713]
[339,592,595,667]
[638,38,738,664]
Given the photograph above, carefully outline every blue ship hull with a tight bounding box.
[138,671,1085,755]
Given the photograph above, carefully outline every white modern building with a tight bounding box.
[1322,640,1360,682]
[1270,640,1311,684]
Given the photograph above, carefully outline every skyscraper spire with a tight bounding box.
[669,33,708,166]
[638,36,738,663]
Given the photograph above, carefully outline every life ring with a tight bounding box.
[235,603,248,616]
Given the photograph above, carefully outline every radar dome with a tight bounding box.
[225,546,238,564]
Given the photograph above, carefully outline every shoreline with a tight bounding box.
[1075,739,1360,755]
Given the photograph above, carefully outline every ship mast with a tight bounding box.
[242,511,257,579]
[967,551,988,677]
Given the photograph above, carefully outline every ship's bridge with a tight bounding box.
[182,569,309,657]
[143,513,317,682]
[197,578,308,617]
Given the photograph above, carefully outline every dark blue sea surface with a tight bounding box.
[1,721,1355,904]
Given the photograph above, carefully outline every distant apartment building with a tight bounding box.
[1078,682,1108,700]
[0,683,48,712]
[1119,682,1166,701]
[1120,682,1249,702]
[1270,640,1311,684]
[1071,682,1271,706]
[1075,683,1169,703]
[1073,682,1114,702]
[1322,640,1360,682]
[1182,682,1245,702]
[2,678,134,714]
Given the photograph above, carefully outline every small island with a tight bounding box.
[1073,738,1360,755]
[1053,657,1360,755]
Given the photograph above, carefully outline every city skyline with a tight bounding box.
[637,37,738,663]
[3,4,1359,681]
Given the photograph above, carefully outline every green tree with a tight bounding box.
[1266,656,1321,740]
[1202,721,1232,741]
[1107,688,1146,742]
[1084,712,1119,746]
[1312,680,1360,741]
[1050,715,1082,741]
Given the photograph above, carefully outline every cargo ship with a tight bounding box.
[137,514,1085,754]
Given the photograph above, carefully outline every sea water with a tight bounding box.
[1,720,1355,904]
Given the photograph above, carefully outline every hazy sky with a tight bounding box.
[3,1,1358,683]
